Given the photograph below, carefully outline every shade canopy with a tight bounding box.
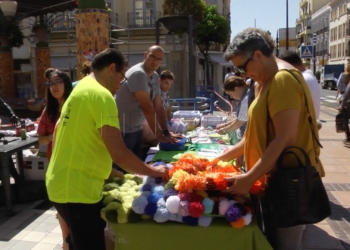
[16,0,77,19]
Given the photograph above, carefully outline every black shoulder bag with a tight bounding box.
[264,69,331,228]
[335,111,349,133]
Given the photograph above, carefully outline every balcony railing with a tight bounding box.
[127,11,161,28]
[110,13,119,26]
[50,17,75,31]
[46,11,76,31]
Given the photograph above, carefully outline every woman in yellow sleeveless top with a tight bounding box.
[216,29,324,250]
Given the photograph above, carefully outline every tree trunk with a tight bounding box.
[76,0,109,79]
[205,53,210,86]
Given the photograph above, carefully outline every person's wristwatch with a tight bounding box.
[162,129,170,137]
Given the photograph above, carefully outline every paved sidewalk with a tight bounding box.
[0,106,349,250]
[301,107,350,250]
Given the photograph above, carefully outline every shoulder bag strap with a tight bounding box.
[280,69,322,167]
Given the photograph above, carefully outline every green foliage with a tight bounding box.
[0,9,24,49]
[162,0,207,20]
[196,5,230,51]
[196,5,230,85]
[78,0,105,9]
[8,23,24,48]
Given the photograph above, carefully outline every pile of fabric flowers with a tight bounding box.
[101,153,263,228]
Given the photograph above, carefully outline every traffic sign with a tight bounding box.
[300,45,313,58]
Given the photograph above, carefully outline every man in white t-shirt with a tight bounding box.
[279,51,321,121]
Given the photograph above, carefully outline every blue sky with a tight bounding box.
[230,0,299,41]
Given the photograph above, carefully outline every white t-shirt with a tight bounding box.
[302,70,320,119]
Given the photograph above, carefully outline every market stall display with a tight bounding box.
[101,154,270,250]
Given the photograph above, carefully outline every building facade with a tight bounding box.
[12,0,231,99]
[328,0,349,67]
[278,27,297,56]
[311,4,331,72]
[296,0,330,65]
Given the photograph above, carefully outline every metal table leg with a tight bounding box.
[16,151,24,179]
[0,155,13,216]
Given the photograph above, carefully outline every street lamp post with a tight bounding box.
[286,0,289,50]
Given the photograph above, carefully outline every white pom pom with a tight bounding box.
[219,200,230,215]
[168,213,177,221]
[157,198,166,208]
[166,196,180,213]
[243,213,252,225]
[154,208,170,223]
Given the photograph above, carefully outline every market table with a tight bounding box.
[0,136,38,216]
[110,218,272,250]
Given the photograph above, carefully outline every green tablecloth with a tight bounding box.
[110,218,272,250]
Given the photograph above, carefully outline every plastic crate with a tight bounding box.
[23,149,49,181]
[201,115,226,128]
[168,122,188,134]
[173,110,202,119]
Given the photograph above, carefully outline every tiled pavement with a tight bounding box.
[0,106,349,250]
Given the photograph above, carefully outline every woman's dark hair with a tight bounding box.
[44,68,56,79]
[46,70,72,123]
[224,76,246,91]
[91,48,125,72]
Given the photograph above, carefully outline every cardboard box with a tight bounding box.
[23,149,48,181]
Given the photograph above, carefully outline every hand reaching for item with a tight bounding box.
[170,132,184,139]
[151,165,169,181]
[156,130,179,143]
[109,169,125,179]
[223,173,255,196]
